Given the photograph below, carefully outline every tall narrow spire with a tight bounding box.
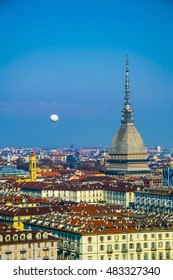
[121,56,134,124]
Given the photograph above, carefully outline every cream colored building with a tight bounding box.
[24,208,173,260]
[19,182,137,207]
[0,230,58,260]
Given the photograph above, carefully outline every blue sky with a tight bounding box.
[0,0,173,148]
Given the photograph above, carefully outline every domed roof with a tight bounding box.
[110,123,146,154]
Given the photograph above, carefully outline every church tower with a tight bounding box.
[106,57,150,175]
[29,150,37,181]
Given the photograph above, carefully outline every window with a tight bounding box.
[36,233,41,240]
[88,237,92,243]
[158,242,163,248]
[51,241,54,247]
[100,245,104,251]
[100,255,104,260]
[88,256,92,260]
[151,253,156,260]
[107,244,112,253]
[158,234,162,240]
[114,244,119,250]
[151,234,155,238]
[20,234,25,240]
[5,235,11,242]
[144,242,148,248]
[122,244,127,250]
[13,235,18,241]
[115,254,119,260]
[114,235,119,241]
[130,253,134,260]
[166,252,170,260]
[100,236,104,242]
[107,236,112,240]
[159,252,163,260]
[129,243,134,249]
[43,233,48,239]
[144,253,148,260]
[143,234,147,240]
[122,235,126,240]
[87,246,92,252]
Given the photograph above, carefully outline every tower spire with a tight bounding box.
[121,56,134,124]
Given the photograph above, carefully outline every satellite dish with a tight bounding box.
[50,114,59,122]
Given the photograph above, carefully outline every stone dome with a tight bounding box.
[110,123,146,155]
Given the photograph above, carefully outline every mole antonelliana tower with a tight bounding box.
[106,57,150,175]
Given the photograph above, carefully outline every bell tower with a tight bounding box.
[29,150,37,181]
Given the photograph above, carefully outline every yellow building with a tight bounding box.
[29,151,37,182]
[0,205,61,230]
[16,151,37,182]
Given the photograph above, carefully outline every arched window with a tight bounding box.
[20,234,25,240]
[87,245,92,252]
[13,234,18,241]
[5,235,11,242]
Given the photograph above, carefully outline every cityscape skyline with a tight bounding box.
[0,0,173,148]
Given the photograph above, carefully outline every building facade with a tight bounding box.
[0,229,58,260]
[134,187,173,213]
[24,211,173,260]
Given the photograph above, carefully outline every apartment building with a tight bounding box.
[23,205,173,260]
[14,181,140,207]
[0,226,58,260]
[134,187,173,213]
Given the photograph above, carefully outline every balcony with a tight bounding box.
[5,250,12,254]
[43,256,49,260]
[151,247,157,251]
[20,249,26,254]
[107,250,113,254]
[43,247,49,251]
[122,248,128,253]
[165,246,171,250]
[136,248,142,252]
